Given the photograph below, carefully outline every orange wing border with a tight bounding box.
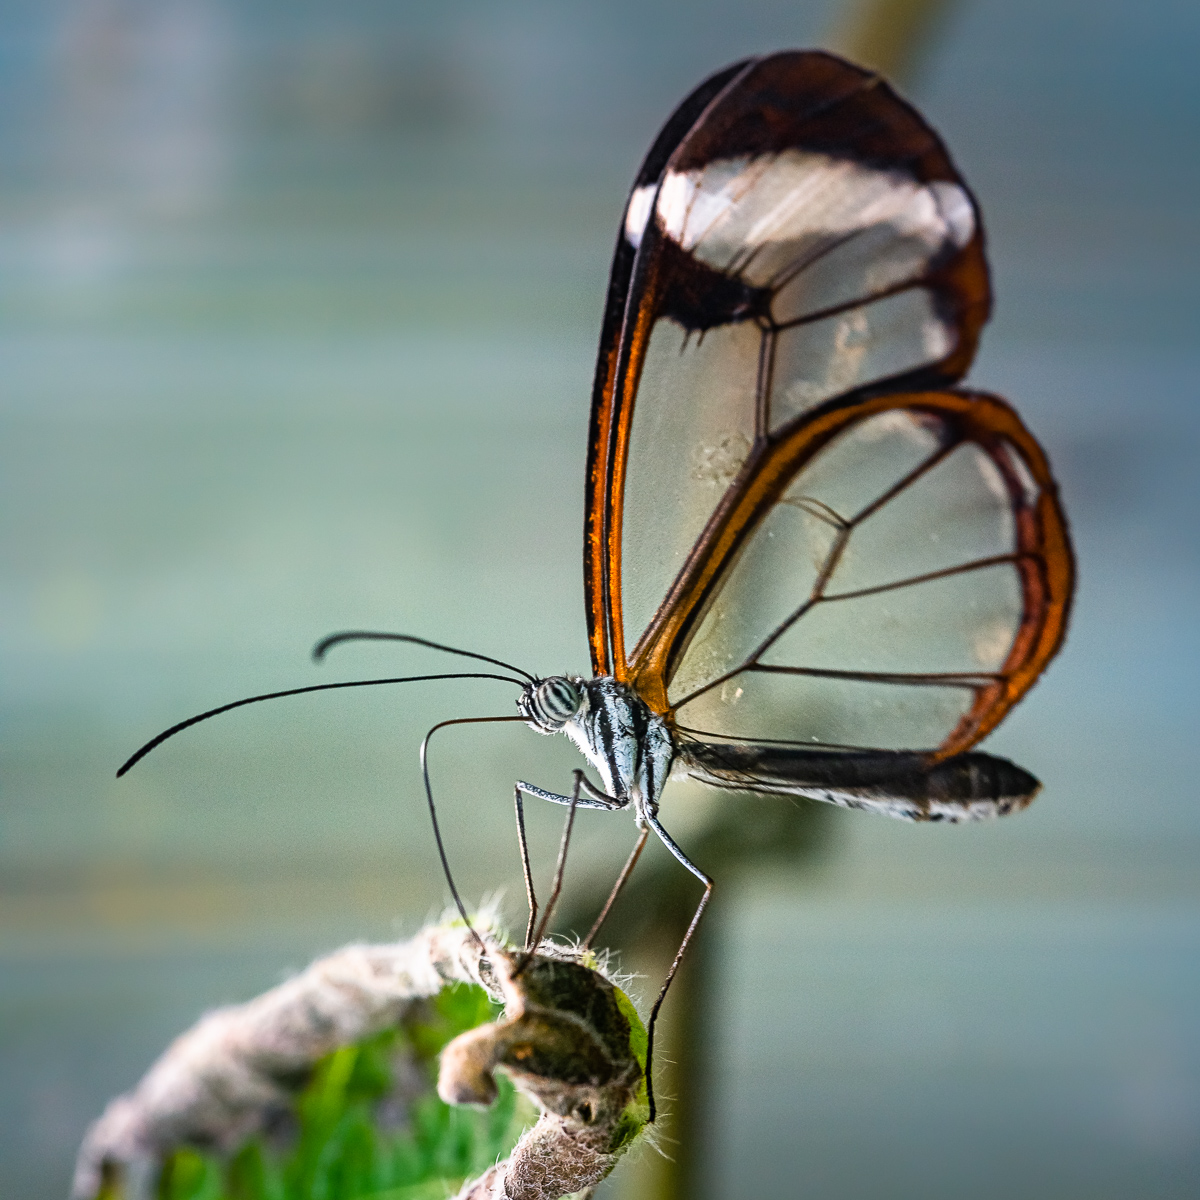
[627,389,1074,760]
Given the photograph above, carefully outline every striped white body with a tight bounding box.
[518,676,674,825]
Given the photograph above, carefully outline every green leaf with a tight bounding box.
[156,984,532,1200]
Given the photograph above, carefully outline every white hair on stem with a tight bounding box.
[72,917,649,1200]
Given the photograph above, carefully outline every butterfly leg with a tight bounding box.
[514,778,625,810]
[582,826,650,949]
[513,786,539,950]
[512,780,625,953]
[643,814,713,1124]
[515,771,582,975]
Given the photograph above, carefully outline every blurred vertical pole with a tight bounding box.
[827,0,957,83]
[587,13,967,1200]
[560,791,830,1200]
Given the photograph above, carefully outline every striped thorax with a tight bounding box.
[519,676,674,820]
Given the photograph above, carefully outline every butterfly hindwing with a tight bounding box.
[641,390,1072,759]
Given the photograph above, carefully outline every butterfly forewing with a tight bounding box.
[587,51,993,685]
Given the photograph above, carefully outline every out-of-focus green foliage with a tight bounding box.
[153,984,535,1200]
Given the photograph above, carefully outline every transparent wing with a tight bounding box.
[585,51,991,679]
[631,391,1072,759]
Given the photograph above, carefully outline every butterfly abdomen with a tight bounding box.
[677,739,1039,822]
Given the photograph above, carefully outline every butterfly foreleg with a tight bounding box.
[514,778,626,811]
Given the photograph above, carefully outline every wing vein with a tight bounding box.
[674,723,881,752]
[773,273,935,332]
[670,436,962,710]
[846,437,959,529]
[747,663,999,689]
[755,324,775,440]
[766,221,875,295]
[823,552,1029,603]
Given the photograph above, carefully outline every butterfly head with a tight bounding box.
[518,676,585,733]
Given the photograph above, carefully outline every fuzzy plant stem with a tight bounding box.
[72,919,646,1200]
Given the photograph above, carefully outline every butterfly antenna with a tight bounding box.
[419,714,528,953]
[116,672,527,777]
[313,630,537,684]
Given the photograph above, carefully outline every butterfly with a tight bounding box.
[120,51,1073,1122]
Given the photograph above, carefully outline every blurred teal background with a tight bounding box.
[2,1,1198,1197]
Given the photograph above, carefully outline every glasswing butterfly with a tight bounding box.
[119,51,1074,1121]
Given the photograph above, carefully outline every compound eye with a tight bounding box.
[535,678,582,727]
